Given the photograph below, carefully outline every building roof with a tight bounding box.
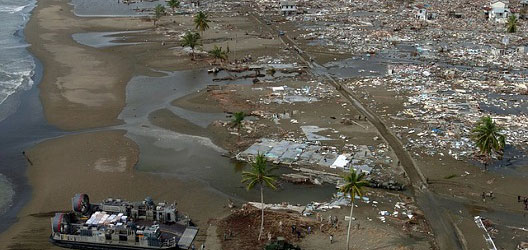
[280,1,296,6]
[492,7,507,13]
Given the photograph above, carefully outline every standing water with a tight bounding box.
[0,0,37,218]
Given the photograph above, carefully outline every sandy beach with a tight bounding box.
[0,0,229,248]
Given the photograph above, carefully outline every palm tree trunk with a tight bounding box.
[346,193,355,250]
[259,185,264,241]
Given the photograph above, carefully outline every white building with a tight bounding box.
[415,8,436,20]
[488,0,510,22]
[416,9,427,20]
[280,1,297,16]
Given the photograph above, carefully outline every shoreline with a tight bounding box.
[0,2,60,235]
[0,0,146,247]
[0,1,281,248]
[24,1,135,131]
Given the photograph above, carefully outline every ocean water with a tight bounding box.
[0,0,36,216]
[0,0,36,122]
[0,174,14,215]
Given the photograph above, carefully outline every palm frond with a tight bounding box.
[241,153,277,191]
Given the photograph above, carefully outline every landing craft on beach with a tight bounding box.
[49,194,198,250]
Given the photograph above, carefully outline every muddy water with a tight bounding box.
[72,30,145,48]
[118,69,336,205]
[314,55,388,78]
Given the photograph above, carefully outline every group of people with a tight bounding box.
[315,213,339,228]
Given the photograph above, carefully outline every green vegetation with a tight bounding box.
[208,45,228,64]
[506,15,518,33]
[232,111,246,130]
[241,153,277,240]
[471,116,506,168]
[153,4,165,26]
[180,31,201,60]
[194,11,210,34]
[167,0,180,13]
[339,169,368,250]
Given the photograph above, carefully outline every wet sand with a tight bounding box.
[0,0,225,248]
[0,130,238,250]
[24,0,142,130]
[0,1,333,249]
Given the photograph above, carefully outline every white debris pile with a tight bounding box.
[350,64,528,160]
[259,81,335,105]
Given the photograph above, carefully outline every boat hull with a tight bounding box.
[49,236,180,250]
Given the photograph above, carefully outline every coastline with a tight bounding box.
[24,0,140,131]
[0,0,147,248]
[0,0,258,248]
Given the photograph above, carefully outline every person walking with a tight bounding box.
[330,234,333,244]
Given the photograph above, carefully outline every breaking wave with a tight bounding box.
[0,0,37,121]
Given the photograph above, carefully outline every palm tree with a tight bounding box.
[506,15,518,33]
[167,0,180,13]
[153,4,165,26]
[194,11,210,34]
[181,31,201,60]
[232,111,245,130]
[339,169,368,250]
[471,116,506,169]
[241,153,277,241]
[208,45,228,64]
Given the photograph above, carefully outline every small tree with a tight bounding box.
[471,116,506,169]
[194,11,210,34]
[507,14,518,33]
[181,31,201,60]
[208,45,228,64]
[241,153,277,241]
[232,111,246,130]
[339,169,368,250]
[153,4,166,26]
[167,0,180,13]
